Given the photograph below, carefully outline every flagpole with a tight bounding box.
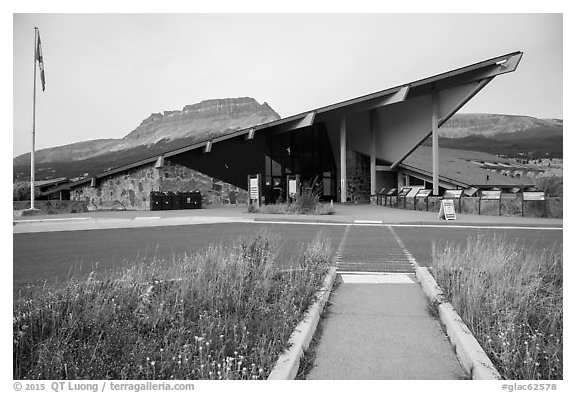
[30,27,38,210]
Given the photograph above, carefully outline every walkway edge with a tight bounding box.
[267,267,338,380]
[415,266,501,380]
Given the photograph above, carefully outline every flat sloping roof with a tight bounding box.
[400,146,534,188]
[44,51,523,194]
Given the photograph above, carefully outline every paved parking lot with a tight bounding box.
[13,221,562,296]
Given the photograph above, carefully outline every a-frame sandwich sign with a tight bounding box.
[438,199,457,221]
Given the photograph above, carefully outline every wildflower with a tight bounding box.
[151,361,156,366]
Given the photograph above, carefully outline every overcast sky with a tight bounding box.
[12,13,563,157]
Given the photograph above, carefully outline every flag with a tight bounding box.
[36,29,45,91]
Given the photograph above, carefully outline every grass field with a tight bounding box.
[13,223,346,297]
[432,234,562,379]
[13,230,335,380]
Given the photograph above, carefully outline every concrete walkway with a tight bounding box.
[307,224,468,379]
[307,275,468,380]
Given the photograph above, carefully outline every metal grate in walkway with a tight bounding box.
[335,225,415,273]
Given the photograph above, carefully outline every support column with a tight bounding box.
[432,91,439,196]
[370,110,376,196]
[340,116,347,203]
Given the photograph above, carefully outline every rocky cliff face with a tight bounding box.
[116,97,280,149]
[13,97,280,168]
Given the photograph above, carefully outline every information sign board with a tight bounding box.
[386,188,397,196]
[481,190,502,200]
[288,179,297,196]
[398,187,411,197]
[438,199,456,221]
[443,189,463,199]
[416,189,432,198]
[249,178,259,199]
[523,191,545,201]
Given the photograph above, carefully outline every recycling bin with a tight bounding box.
[171,192,182,210]
[150,191,162,211]
[182,191,202,209]
[161,192,173,210]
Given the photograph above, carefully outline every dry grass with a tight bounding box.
[432,234,562,379]
[13,231,333,380]
[248,202,335,216]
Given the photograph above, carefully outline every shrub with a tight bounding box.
[13,231,333,380]
[536,176,563,197]
[432,235,562,379]
[245,177,335,216]
[295,177,322,213]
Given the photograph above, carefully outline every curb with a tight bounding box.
[415,266,501,380]
[13,217,93,224]
[267,266,338,380]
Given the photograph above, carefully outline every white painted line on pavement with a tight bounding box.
[248,220,561,230]
[353,219,383,224]
[388,226,421,268]
[134,216,161,220]
[13,217,92,223]
[338,271,415,276]
[249,220,348,226]
[388,224,562,231]
[340,274,415,284]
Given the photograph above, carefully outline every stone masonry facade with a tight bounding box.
[71,159,248,210]
[346,150,371,203]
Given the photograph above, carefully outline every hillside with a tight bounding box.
[440,113,563,138]
[13,108,562,182]
[422,114,563,159]
[13,98,280,181]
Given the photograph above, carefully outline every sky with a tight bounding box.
[12,13,563,158]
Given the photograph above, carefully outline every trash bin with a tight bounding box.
[182,191,202,209]
[171,192,182,210]
[161,192,173,210]
[150,191,162,211]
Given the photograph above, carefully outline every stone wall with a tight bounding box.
[70,159,248,210]
[346,151,371,203]
[159,160,248,206]
[72,165,159,210]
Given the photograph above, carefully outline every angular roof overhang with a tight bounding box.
[46,51,523,194]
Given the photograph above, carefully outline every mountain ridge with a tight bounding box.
[13,101,562,182]
[13,97,280,169]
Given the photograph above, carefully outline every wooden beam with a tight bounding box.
[203,141,212,153]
